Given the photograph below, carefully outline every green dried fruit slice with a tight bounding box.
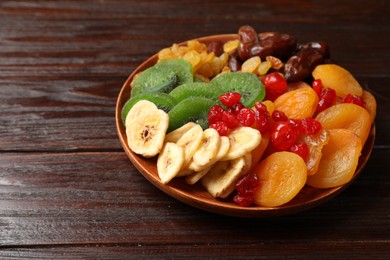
[210,72,265,107]
[169,82,224,103]
[131,58,194,97]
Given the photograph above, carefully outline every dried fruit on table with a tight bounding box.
[312,64,363,97]
[253,151,307,207]
[274,87,319,119]
[306,128,362,188]
[315,103,371,145]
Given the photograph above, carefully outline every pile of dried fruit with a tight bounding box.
[122,25,376,207]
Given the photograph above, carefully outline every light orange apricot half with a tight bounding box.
[315,103,371,146]
[306,129,362,188]
[253,151,307,207]
[312,64,363,97]
[274,87,319,119]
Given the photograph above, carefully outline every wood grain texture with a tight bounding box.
[0,0,389,258]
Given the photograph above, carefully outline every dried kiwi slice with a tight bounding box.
[210,72,265,107]
[131,58,194,97]
[167,97,217,132]
[169,82,224,103]
[121,92,177,125]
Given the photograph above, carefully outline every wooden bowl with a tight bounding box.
[115,34,376,218]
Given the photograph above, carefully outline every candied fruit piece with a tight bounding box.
[306,128,362,188]
[274,87,319,119]
[312,64,363,97]
[253,151,307,207]
[315,103,371,145]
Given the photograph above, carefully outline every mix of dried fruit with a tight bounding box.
[122,25,377,207]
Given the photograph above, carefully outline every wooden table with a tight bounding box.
[1,0,389,258]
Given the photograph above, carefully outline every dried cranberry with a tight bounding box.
[317,87,337,113]
[237,108,256,126]
[208,105,225,124]
[210,121,229,136]
[312,79,322,97]
[233,173,260,207]
[290,142,309,160]
[254,101,268,112]
[254,109,271,134]
[262,72,288,101]
[219,92,242,107]
[236,173,260,194]
[343,94,366,108]
[221,111,240,129]
[228,102,244,116]
[233,193,254,207]
[300,117,322,135]
[270,121,298,151]
[272,110,288,122]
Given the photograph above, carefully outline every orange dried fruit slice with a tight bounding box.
[312,64,363,97]
[315,103,371,145]
[253,151,307,207]
[274,87,319,119]
[306,128,362,188]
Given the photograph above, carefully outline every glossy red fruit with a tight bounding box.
[312,79,323,97]
[343,94,366,108]
[210,121,229,136]
[233,173,260,207]
[272,110,288,122]
[237,108,256,126]
[262,72,288,101]
[219,92,242,107]
[271,121,298,151]
[254,101,267,112]
[221,111,240,129]
[208,105,225,124]
[290,142,309,160]
[317,87,336,113]
[300,117,322,135]
[255,109,271,134]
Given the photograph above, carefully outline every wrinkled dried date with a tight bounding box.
[228,52,242,72]
[284,46,326,83]
[237,26,297,61]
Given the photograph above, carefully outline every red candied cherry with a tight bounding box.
[270,121,298,151]
[312,79,323,97]
[261,72,288,101]
[288,118,303,132]
[219,92,242,107]
[272,110,288,122]
[317,87,337,113]
[254,109,271,134]
[221,111,240,129]
[210,121,229,136]
[233,194,254,207]
[228,101,244,116]
[237,107,256,126]
[290,142,309,160]
[300,117,322,135]
[208,105,225,124]
[233,173,260,207]
[254,101,267,112]
[343,94,366,108]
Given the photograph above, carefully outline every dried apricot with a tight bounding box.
[312,64,363,97]
[361,90,377,123]
[315,103,371,145]
[274,87,319,119]
[306,129,362,188]
[253,151,307,207]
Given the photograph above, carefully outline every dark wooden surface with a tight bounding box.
[0,0,389,259]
